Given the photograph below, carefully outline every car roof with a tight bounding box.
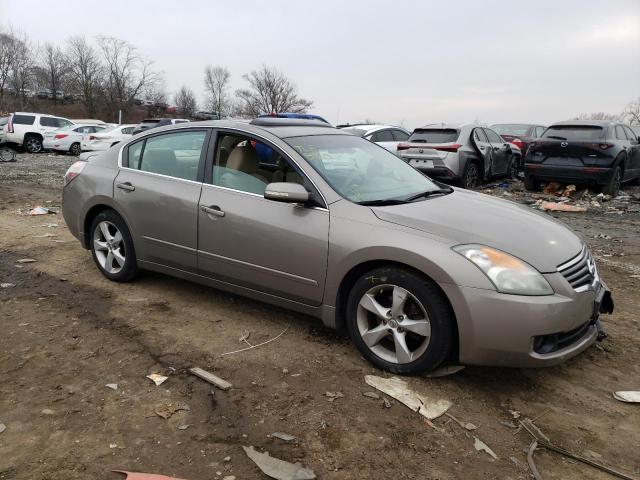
[415,123,471,130]
[13,111,69,119]
[550,120,616,127]
[144,118,350,139]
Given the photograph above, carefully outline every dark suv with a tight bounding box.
[524,121,640,196]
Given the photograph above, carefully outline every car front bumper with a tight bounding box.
[525,163,612,185]
[441,275,613,368]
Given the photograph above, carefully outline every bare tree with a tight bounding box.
[38,43,68,104]
[574,112,622,121]
[204,65,230,116]
[235,65,312,118]
[97,36,159,121]
[622,98,640,126]
[66,36,104,117]
[9,32,35,111]
[174,85,197,118]
[0,30,17,111]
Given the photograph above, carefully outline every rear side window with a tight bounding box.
[126,130,207,181]
[409,129,459,143]
[543,126,604,140]
[392,129,410,141]
[12,114,35,125]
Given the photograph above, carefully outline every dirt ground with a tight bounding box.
[1,153,639,480]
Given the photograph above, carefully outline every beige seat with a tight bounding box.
[226,145,269,183]
[140,148,178,178]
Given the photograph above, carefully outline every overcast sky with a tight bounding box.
[1,0,639,128]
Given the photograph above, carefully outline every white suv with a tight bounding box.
[0,112,75,153]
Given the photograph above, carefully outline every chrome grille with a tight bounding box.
[557,245,597,292]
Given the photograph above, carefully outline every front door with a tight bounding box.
[113,129,209,272]
[485,127,510,175]
[197,131,329,305]
[472,128,492,178]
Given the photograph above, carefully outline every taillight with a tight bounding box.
[433,143,462,153]
[7,114,14,133]
[54,133,68,139]
[510,138,525,150]
[397,143,410,151]
[64,161,86,186]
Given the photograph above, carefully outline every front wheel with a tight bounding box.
[90,210,138,282]
[346,267,455,374]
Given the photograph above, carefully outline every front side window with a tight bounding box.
[57,118,73,128]
[535,126,546,137]
[371,129,394,142]
[623,126,637,142]
[39,117,59,127]
[126,130,206,181]
[485,129,504,144]
[286,134,442,204]
[121,127,134,135]
[211,133,306,196]
[473,128,489,142]
[615,125,628,141]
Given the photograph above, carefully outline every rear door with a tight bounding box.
[472,128,492,177]
[621,125,640,179]
[485,128,510,175]
[113,128,209,272]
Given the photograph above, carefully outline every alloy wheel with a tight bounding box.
[70,143,81,156]
[465,164,479,189]
[356,284,431,364]
[93,221,126,274]
[26,137,42,153]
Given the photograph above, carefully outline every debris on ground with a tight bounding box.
[271,432,296,442]
[221,325,290,356]
[364,375,452,420]
[176,424,191,430]
[16,258,37,264]
[425,365,466,378]
[154,401,190,419]
[325,391,344,402]
[613,391,640,403]
[41,409,55,415]
[445,412,478,431]
[362,391,380,399]
[105,383,118,391]
[242,445,316,480]
[543,182,562,195]
[146,373,168,386]
[113,471,189,480]
[0,423,6,434]
[0,283,15,288]
[32,233,56,238]
[188,367,232,391]
[474,437,498,460]
[28,206,56,215]
[382,397,392,409]
[539,201,587,212]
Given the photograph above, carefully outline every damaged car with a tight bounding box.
[62,118,613,373]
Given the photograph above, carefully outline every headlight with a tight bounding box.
[453,244,553,296]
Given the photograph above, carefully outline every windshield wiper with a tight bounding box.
[357,198,409,206]
[404,188,453,202]
[545,135,567,140]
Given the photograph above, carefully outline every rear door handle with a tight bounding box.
[201,205,225,217]
[116,182,135,191]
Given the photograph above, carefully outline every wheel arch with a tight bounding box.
[333,259,460,361]
[82,202,128,249]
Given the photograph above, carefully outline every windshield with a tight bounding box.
[409,129,459,143]
[543,125,604,140]
[492,124,532,136]
[286,134,443,204]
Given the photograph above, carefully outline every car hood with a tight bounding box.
[371,188,582,273]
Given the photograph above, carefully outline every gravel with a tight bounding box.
[0,151,77,189]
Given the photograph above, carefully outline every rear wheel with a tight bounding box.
[90,210,138,282]
[24,134,43,153]
[346,267,455,374]
[70,142,81,156]
[602,165,622,197]
[460,161,481,189]
[524,174,540,191]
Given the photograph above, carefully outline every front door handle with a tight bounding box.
[201,205,225,217]
[116,182,135,191]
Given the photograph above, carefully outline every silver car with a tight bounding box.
[398,124,521,189]
[62,118,613,373]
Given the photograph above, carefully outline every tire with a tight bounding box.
[460,161,481,189]
[24,134,43,153]
[345,267,455,374]
[602,165,622,197]
[507,156,518,179]
[89,210,138,282]
[523,174,540,192]
[69,142,81,156]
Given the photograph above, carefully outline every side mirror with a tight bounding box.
[502,143,510,150]
[264,182,310,204]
